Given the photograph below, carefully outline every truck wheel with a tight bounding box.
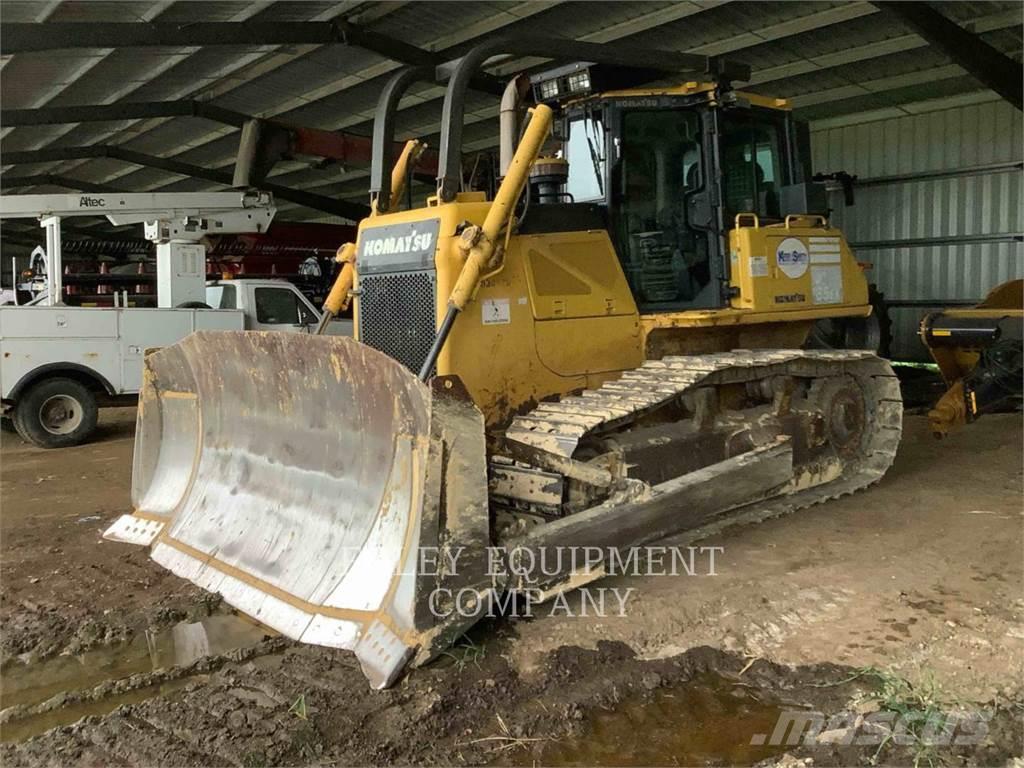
[13,378,99,449]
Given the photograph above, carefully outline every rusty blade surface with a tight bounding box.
[105,331,434,688]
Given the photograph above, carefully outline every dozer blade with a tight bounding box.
[105,331,493,688]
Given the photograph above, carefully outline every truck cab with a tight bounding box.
[205,279,353,336]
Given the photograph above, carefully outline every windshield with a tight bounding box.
[565,113,606,203]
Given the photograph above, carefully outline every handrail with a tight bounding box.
[369,66,434,214]
[784,214,829,229]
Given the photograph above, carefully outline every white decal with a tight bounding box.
[749,256,768,277]
[810,237,842,264]
[811,265,844,304]
[810,249,842,264]
[482,298,511,325]
[776,237,809,279]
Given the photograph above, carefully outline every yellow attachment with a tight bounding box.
[449,104,553,311]
[923,281,1024,386]
[321,139,427,319]
[374,139,426,215]
[921,279,1023,437]
[323,242,357,316]
[928,380,968,438]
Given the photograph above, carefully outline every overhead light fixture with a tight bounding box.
[538,79,560,100]
[531,63,595,104]
[567,71,590,93]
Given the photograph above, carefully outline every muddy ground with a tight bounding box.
[1,408,1022,765]
[1,409,213,665]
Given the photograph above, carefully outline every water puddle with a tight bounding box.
[0,612,270,743]
[522,673,792,766]
[0,677,199,744]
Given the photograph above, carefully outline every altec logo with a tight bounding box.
[361,230,434,257]
[78,196,106,207]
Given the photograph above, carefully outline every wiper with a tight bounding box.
[585,115,604,196]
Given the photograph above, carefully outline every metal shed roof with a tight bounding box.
[1,0,1020,235]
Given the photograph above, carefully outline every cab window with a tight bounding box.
[206,284,236,309]
[564,114,606,203]
[255,287,314,325]
[721,114,785,220]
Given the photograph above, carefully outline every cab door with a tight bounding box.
[605,102,724,312]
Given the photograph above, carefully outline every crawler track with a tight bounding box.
[503,349,902,522]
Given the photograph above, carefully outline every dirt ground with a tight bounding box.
[0,409,211,665]
[0,407,1021,765]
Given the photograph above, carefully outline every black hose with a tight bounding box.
[314,309,334,335]
[418,304,459,381]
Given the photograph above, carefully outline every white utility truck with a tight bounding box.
[0,192,349,448]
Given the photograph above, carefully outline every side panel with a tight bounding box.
[534,316,642,377]
[119,309,244,391]
[440,226,643,426]
[351,202,645,428]
[521,231,636,319]
[0,307,121,397]
[0,306,119,338]
[0,307,243,398]
[0,339,121,397]
[729,223,869,312]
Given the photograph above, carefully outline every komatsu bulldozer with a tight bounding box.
[105,40,903,688]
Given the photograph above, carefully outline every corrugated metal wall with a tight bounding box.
[811,99,1023,361]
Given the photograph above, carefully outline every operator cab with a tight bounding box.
[527,65,821,313]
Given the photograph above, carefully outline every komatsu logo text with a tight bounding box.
[361,230,434,258]
[357,219,441,274]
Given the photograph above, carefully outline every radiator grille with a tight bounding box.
[358,270,437,373]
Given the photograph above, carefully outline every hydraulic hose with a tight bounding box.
[416,104,553,380]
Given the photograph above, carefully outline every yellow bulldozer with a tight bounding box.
[105,40,902,688]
